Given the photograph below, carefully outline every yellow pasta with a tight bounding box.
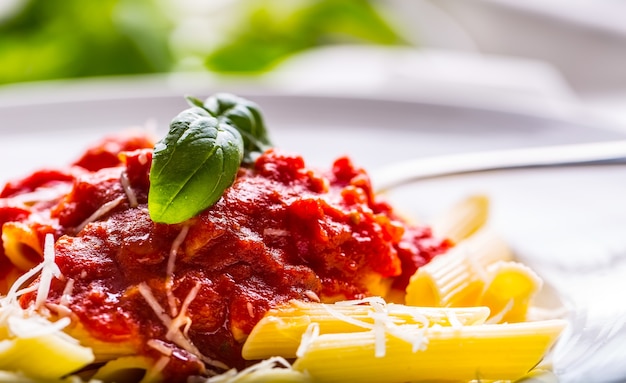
[431,194,490,244]
[91,356,160,383]
[2,222,43,271]
[405,228,513,307]
[479,261,543,323]
[0,330,94,380]
[64,323,138,364]
[0,371,50,383]
[207,357,311,383]
[242,300,489,360]
[292,319,566,383]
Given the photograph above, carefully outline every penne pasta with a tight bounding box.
[242,300,490,360]
[206,357,311,383]
[91,356,160,383]
[480,261,543,324]
[1,222,44,271]
[0,330,94,380]
[63,323,139,364]
[292,319,567,383]
[405,228,514,307]
[431,194,490,244]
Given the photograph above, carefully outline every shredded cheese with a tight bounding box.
[296,323,320,358]
[59,278,75,308]
[147,339,174,357]
[263,228,289,237]
[2,264,44,307]
[9,184,72,205]
[119,171,138,208]
[321,304,373,330]
[43,277,75,317]
[334,296,387,308]
[75,195,125,233]
[206,357,294,383]
[318,298,433,358]
[166,225,190,317]
[486,299,515,325]
[167,282,200,341]
[35,234,61,309]
[304,290,320,302]
[143,355,171,382]
[370,311,388,358]
[445,309,463,329]
[8,315,71,339]
[137,282,228,370]
[246,302,255,318]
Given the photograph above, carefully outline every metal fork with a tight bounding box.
[371,140,626,192]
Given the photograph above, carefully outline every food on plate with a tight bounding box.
[0,94,565,382]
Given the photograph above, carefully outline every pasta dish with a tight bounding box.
[0,94,565,383]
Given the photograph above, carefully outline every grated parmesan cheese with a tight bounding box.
[8,315,71,339]
[445,309,463,329]
[137,282,228,371]
[75,195,125,234]
[296,323,320,358]
[35,234,61,309]
[206,357,295,383]
[321,304,373,330]
[147,339,174,357]
[143,355,172,382]
[246,302,255,318]
[2,264,44,307]
[486,299,515,325]
[316,297,432,358]
[120,171,138,208]
[166,225,190,317]
[303,290,320,302]
[9,184,72,205]
[262,228,289,237]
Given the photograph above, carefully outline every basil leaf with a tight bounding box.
[148,107,244,224]
[194,93,271,163]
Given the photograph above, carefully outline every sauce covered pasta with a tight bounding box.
[0,94,565,383]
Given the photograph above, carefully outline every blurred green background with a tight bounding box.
[0,0,406,85]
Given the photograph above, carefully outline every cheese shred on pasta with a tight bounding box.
[0,236,95,380]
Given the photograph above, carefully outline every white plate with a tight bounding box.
[1,80,625,382]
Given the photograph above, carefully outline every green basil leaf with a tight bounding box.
[148,107,244,224]
[195,93,271,163]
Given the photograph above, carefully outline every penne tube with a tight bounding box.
[1,222,43,271]
[431,194,489,244]
[92,356,160,383]
[293,319,567,383]
[64,323,139,364]
[405,228,513,307]
[479,261,543,324]
[207,357,312,383]
[242,300,489,360]
[0,332,94,380]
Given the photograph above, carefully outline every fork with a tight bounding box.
[371,140,626,192]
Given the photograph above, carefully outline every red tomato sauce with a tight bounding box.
[0,133,451,381]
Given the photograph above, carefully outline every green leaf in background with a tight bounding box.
[204,0,407,74]
[148,107,244,224]
[0,0,173,84]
